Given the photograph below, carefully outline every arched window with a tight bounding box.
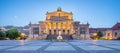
[68,30,69,34]
[107,33,110,37]
[54,30,56,34]
[49,30,52,34]
[63,30,65,34]
[114,32,117,37]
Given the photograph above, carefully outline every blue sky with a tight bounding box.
[0,0,120,28]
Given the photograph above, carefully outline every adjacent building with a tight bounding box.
[89,22,120,40]
[89,28,111,38]
[0,26,29,36]
[105,22,120,39]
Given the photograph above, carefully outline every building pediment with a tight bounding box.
[46,7,72,15]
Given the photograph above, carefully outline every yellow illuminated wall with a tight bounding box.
[43,8,74,35]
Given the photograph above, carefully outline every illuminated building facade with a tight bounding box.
[105,22,120,39]
[29,7,89,40]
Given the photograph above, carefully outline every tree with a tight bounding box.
[0,31,6,37]
[90,31,103,40]
[6,29,20,40]
[0,31,6,40]
[96,31,103,39]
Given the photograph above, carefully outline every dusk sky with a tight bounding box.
[0,0,120,28]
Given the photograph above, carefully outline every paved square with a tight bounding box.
[0,40,120,53]
[104,46,120,50]
[0,46,15,50]
[51,42,70,46]
[28,42,50,46]
[69,42,93,46]
[45,46,76,51]
[7,46,42,51]
[78,46,112,50]
[0,40,22,46]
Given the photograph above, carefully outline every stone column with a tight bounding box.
[56,22,58,35]
[78,26,80,36]
[30,25,34,38]
[46,23,48,34]
[51,22,53,35]
[65,24,66,35]
[61,23,63,35]
[45,22,48,34]
[39,24,41,36]
[70,23,72,35]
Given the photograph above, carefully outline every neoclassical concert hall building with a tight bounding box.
[29,7,89,40]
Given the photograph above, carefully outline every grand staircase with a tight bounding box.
[46,34,73,40]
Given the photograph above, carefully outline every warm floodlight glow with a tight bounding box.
[93,33,97,36]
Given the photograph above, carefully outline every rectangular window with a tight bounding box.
[33,27,39,34]
[80,27,86,31]
[50,16,68,21]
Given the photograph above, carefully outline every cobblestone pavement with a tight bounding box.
[0,40,120,53]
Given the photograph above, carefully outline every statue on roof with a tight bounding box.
[57,7,62,11]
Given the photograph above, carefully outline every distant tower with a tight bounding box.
[29,21,32,26]
[87,22,89,25]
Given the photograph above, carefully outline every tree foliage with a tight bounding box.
[90,31,103,40]
[0,31,6,40]
[96,31,103,39]
[6,29,20,39]
[0,31,6,37]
